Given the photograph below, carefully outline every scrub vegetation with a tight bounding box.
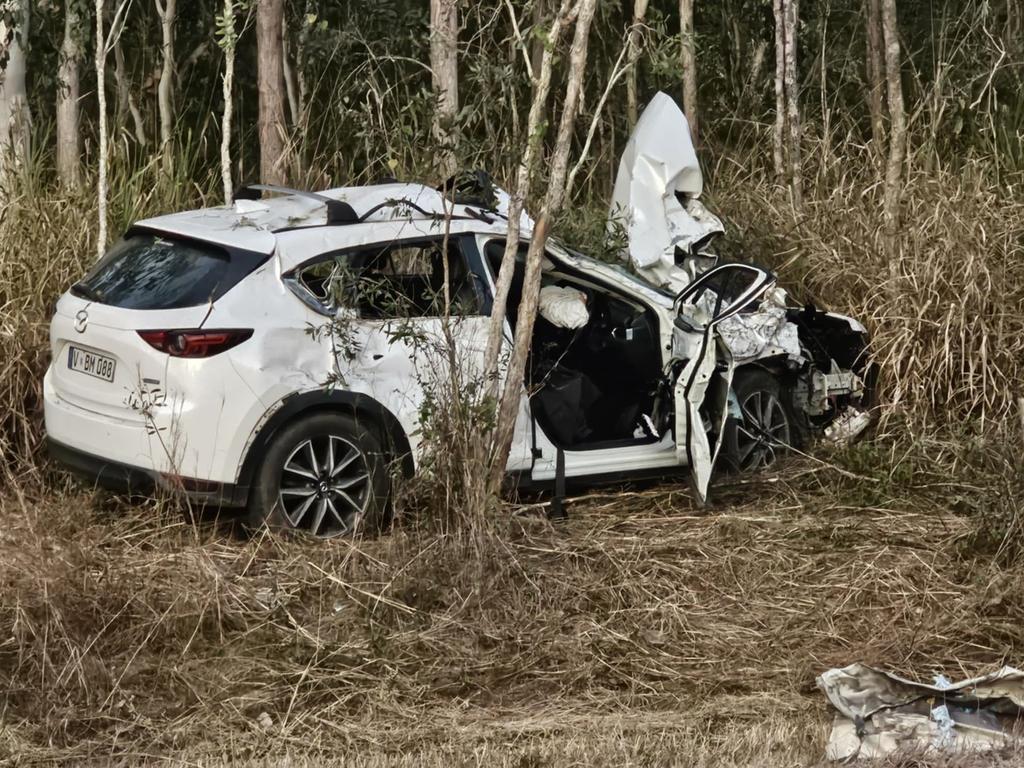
[1,0,1023,764]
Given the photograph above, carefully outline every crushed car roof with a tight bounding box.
[134,182,530,254]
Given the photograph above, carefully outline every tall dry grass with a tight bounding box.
[709,141,1024,435]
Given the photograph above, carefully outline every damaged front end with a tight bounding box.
[613,93,874,500]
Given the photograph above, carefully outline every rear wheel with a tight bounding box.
[723,369,798,472]
[247,413,390,538]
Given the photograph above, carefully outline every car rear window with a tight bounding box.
[71,232,267,310]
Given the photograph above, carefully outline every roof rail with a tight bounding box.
[233,183,358,225]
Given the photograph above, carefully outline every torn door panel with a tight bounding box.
[609,91,724,291]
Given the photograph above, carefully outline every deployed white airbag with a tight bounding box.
[538,285,589,329]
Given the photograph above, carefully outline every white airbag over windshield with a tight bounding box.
[609,92,724,277]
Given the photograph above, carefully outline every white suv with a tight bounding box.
[44,97,871,538]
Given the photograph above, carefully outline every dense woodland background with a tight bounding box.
[1,1,1024,765]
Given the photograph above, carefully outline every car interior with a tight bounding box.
[485,240,664,450]
[295,240,481,317]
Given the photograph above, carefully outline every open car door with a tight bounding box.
[672,264,777,504]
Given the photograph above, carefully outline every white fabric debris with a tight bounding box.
[233,199,270,215]
[824,408,872,443]
[538,285,589,329]
[609,92,724,282]
[817,663,1024,762]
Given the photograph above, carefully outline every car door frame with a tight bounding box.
[473,234,683,483]
[671,263,777,504]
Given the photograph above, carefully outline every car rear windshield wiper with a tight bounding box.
[70,283,104,302]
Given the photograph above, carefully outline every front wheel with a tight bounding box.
[721,369,800,472]
[247,413,390,538]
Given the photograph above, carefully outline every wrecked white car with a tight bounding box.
[43,93,871,538]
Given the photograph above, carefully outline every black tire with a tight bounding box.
[720,368,800,473]
[247,412,390,538]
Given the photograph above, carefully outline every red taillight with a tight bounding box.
[137,329,253,358]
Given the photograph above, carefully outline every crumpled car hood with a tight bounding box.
[609,91,724,284]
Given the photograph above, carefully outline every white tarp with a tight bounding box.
[609,91,724,284]
[818,663,1024,761]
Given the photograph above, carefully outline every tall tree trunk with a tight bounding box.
[529,0,550,82]
[155,0,176,174]
[679,0,698,141]
[865,0,886,153]
[483,0,574,385]
[257,0,288,185]
[96,0,108,258]
[429,0,459,178]
[771,0,786,180]
[625,0,650,128]
[489,0,599,489]
[219,0,236,202]
[0,0,32,185]
[281,13,299,126]
[783,0,801,210]
[113,34,147,145]
[771,0,801,210]
[56,1,83,190]
[880,0,905,263]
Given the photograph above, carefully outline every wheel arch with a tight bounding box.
[236,390,415,495]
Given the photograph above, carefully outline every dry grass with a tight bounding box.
[711,145,1024,434]
[2,447,1023,765]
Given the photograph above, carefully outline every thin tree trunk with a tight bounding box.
[771,0,786,180]
[865,0,886,153]
[96,0,108,258]
[625,0,650,128]
[530,0,550,81]
[257,0,288,185]
[679,0,698,141]
[281,13,299,126]
[113,35,147,145]
[783,0,801,210]
[57,0,83,190]
[0,0,32,184]
[155,0,176,174]
[429,0,459,178]
[489,0,599,489]
[880,0,905,263]
[482,0,574,385]
[219,0,236,203]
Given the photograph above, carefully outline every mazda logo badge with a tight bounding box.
[74,309,88,333]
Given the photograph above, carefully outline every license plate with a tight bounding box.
[67,346,116,383]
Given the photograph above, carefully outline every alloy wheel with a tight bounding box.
[277,435,370,538]
[736,390,791,471]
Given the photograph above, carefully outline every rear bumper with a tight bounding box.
[47,437,249,508]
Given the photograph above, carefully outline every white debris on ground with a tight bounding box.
[825,408,873,442]
[817,663,1024,761]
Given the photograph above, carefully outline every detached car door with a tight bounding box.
[672,263,776,503]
